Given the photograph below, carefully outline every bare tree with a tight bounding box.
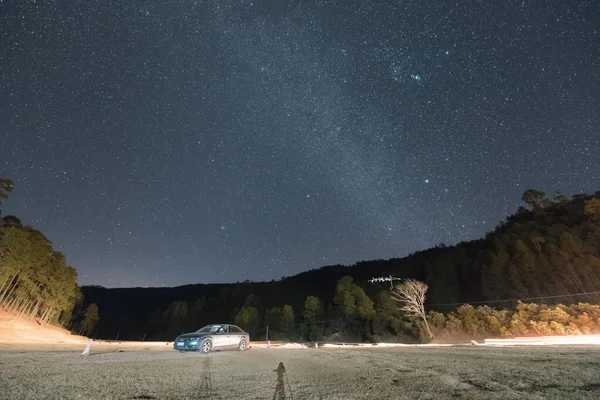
[391,279,433,340]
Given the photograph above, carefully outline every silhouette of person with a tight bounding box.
[272,362,287,400]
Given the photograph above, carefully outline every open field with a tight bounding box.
[1,342,600,399]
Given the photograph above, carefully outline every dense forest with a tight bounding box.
[0,179,83,329]
[80,189,600,342]
[1,177,600,342]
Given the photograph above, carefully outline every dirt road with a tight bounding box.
[1,343,599,399]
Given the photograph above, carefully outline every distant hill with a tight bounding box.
[82,191,600,341]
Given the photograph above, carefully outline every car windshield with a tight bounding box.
[197,325,224,333]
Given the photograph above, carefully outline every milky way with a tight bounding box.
[1,1,599,287]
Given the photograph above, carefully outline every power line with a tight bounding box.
[424,290,600,308]
[368,275,402,290]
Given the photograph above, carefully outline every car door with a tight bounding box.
[229,325,246,346]
[222,325,235,347]
[211,326,228,348]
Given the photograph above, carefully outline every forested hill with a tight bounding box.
[0,216,81,327]
[82,191,600,342]
[0,179,84,335]
[81,243,485,341]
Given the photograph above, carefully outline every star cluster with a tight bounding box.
[1,1,598,287]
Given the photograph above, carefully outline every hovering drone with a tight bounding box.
[368,275,402,290]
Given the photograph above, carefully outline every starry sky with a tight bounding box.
[1,1,599,288]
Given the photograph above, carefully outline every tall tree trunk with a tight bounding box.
[20,301,30,318]
[0,274,18,305]
[12,298,26,313]
[18,301,30,317]
[39,308,49,325]
[42,307,53,325]
[418,308,434,340]
[29,301,41,320]
[4,296,14,310]
[0,273,14,297]
[20,301,35,318]
[6,296,19,312]
[8,298,19,312]
[25,282,41,300]
[3,275,21,303]
[16,300,26,316]
[47,310,57,325]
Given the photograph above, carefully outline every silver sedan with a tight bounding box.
[174,324,250,353]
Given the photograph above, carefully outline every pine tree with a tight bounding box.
[303,296,323,322]
[81,303,99,336]
[280,305,295,337]
[0,179,14,216]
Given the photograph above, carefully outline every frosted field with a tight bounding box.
[0,343,599,399]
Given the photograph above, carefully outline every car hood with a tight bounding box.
[176,332,210,339]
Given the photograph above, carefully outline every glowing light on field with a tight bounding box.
[485,335,600,346]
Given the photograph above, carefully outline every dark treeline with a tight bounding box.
[82,190,600,342]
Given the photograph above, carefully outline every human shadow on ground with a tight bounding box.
[272,361,294,400]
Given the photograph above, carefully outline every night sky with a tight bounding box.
[1,1,599,288]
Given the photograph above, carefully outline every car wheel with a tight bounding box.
[200,338,212,354]
[237,339,247,351]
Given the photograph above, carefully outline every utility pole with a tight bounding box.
[266,325,270,348]
[368,275,402,290]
